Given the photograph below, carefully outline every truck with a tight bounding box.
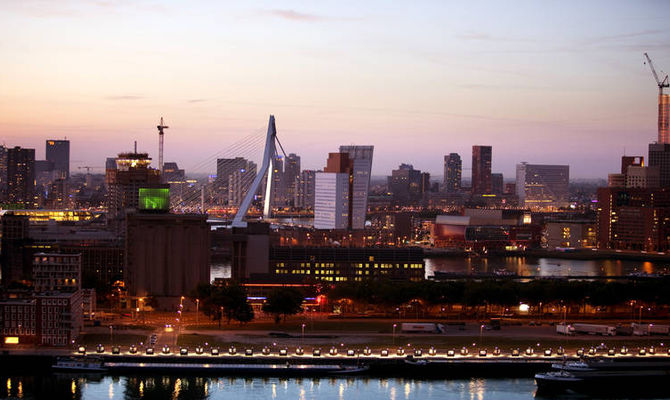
[400,323,445,333]
[632,323,670,336]
[572,323,616,336]
[555,323,575,335]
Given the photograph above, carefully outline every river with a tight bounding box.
[211,256,670,283]
[0,375,541,400]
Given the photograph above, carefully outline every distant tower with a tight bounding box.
[444,153,462,192]
[157,117,169,174]
[472,145,492,194]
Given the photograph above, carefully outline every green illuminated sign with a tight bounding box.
[139,188,169,211]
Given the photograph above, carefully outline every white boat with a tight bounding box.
[53,357,107,372]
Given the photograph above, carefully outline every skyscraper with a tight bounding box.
[295,170,315,209]
[284,153,301,207]
[659,94,669,144]
[491,173,503,195]
[216,157,249,187]
[339,145,373,230]
[472,145,492,195]
[443,153,461,192]
[648,143,670,187]
[516,163,569,207]
[46,139,70,179]
[228,161,257,206]
[271,155,285,206]
[0,145,8,201]
[388,164,424,206]
[7,147,35,207]
[314,152,353,230]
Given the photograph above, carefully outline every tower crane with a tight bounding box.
[644,52,669,96]
[157,117,169,174]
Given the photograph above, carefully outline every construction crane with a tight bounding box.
[77,166,103,174]
[157,117,169,174]
[644,52,669,96]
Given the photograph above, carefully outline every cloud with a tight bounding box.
[105,95,144,100]
[187,98,207,104]
[261,9,360,22]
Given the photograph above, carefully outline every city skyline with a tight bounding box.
[2,1,670,178]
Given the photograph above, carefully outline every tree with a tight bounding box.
[262,287,304,323]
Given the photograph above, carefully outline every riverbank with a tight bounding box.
[424,247,670,263]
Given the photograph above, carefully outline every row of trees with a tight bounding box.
[190,283,304,325]
[326,278,670,310]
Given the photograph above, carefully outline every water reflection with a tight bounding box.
[424,256,670,279]
[0,375,542,400]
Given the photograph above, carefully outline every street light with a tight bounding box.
[109,325,114,345]
[480,324,485,345]
[196,299,200,326]
[301,323,306,344]
[392,323,397,345]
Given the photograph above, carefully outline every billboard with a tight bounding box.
[139,188,169,211]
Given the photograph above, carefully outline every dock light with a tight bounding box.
[211,348,219,356]
[479,350,487,357]
[112,346,120,355]
[620,347,628,355]
[414,349,422,357]
[493,347,501,356]
[162,346,170,354]
[649,347,655,355]
[557,347,564,356]
[296,347,304,356]
[195,347,204,355]
[262,347,271,355]
[245,349,253,356]
[608,349,615,356]
[667,348,670,355]
[525,347,534,356]
[329,347,338,356]
[313,349,321,357]
[364,347,372,356]
[397,348,405,356]
[428,347,437,356]
[544,349,552,356]
[180,348,188,356]
[381,349,389,357]
[228,346,236,355]
[96,345,104,353]
[588,347,596,355]
[577,349,584,357]
[639,348,647,356]
[460,347,468,356]
[129,345,137,354]
[146,347,154,355]
[519,303,530,313]
[78,346,86,354]
[447,350,455,357]
[279,349,288,356]
[347,350,356,357]
[512,349,520,357]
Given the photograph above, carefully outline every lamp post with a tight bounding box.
[196,299,200,326]
[301,323,306,345]
[392,323,397,346]
[109,325,114,345]
[639,306,643,324]
[480,324,485,345]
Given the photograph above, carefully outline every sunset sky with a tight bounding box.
[2,0,670,178]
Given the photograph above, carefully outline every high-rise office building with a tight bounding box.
[271,155,285,206]
[472,146,492,195]
[648,143,670,187]
[339,145,373,230]
[0,145,7,201]
[444,153,462,192]
[491,173,504,195]
[284,153,301,206]
[228,161,257,206]
[216,157,249,186]
[7,146,36,208]
[659,94,670,144]
[314,172,350,230]
[295,169,315,209]
[388,164,425,205]
[516,163,569,207]
[45,139,70,179]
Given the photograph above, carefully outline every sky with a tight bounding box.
[1,0,670,179]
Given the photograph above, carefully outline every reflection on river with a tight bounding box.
[213,256,670,283]
[1,374,540,400]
